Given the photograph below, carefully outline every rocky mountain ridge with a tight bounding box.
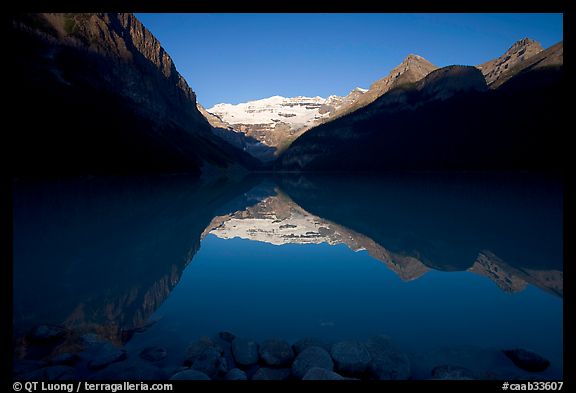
[276,39,564,171]
[203,88,368,161]
[202,54,438,161]
[8,13,258,175]
[477,38,544,86]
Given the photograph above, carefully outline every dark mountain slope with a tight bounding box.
[277,48,564,172]
[6,13,259,176]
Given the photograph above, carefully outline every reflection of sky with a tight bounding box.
[149,234,562,374]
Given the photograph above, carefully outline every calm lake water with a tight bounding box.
[12,173,563,379]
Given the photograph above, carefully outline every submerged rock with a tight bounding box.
[292,337,332,354]
[139,346,167,362]
[13,360,48,375]
[80,334,106,348]
[89,361,168,380]
[252,367,291,380]
[219,331,236,343]
[50,352,80,366]
[259,338,294,367]
[190,348,221,377]
[19,365,77,380]
[431,364,475,380]
[331,341,371,376]
[292,346,334,379]
[27,325,68,344]
[170,370,211,380]
[225,368,248,380]
[503,349,550,372]
[231,338,259,367]
[365,335,410,380]
[184,337,222,366]
[302,367,346,380]
[86,343,127,370]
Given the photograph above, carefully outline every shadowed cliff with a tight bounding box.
[6,13,259,176]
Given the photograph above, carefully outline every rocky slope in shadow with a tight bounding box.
[6,13,259,176]
[276,40,564,172]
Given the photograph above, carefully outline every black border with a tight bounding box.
[5,0,568,13]
[4,0,573,390]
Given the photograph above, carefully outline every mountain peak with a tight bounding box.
[404,53,425,62]
[478,37,544,86]
[395,54,436,73]
[507,37,542,54]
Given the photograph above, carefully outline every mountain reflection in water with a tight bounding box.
[13,172,562,378]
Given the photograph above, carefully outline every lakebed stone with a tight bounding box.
[27,325,68,343]
[86,343,127,370]
[259,338,294,367]
[139,346,167,362]
[232,338,259,367]
[431,364,476,380]
[89,361,168,380]
[302,367,346,380]
[292,337,332,354]
[219,331,236,343]
[331,341,371,376]
[503,348,550,372]
[190,348,221,377]
[225,368,248,380]
[170,370,211,380]
[365,335,410,380]
[252,367,291,380]
[184,337,222,366]
[292,346,334,379]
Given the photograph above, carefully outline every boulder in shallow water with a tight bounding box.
[331,341,371,376]
[365,335,410,380]
[50,352,80,366]
[503,348,550,372]
[292,337,332,354]
[139,346,167,362]
[225,368,248,380]
[191,348,221,377]
[292,346,334,379]
[19,365,77,380]
[86,343,127,370]
[219,331,236,343]
[89,361,168,380]
[13,359,48,375]
[431,364,475,380]
[231,338,259,367]
[252,367,291,380]
[169,369,211,380]
[27,325,68,344]
[302,367,346,380]
[184,336,222,366]
[259,338,294,367]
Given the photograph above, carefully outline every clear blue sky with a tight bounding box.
[136,13,563,108]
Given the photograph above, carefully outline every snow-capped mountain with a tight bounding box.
[201,54,438,162]
[203,88,368,161]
